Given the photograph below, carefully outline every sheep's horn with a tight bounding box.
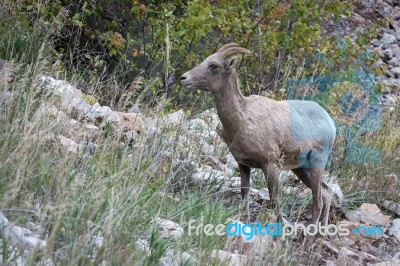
[217,43,240,52]
[219,47,251,59]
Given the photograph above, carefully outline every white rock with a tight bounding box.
[124,130,139,140]
[224,220,273,257]
[0,213,47,251]
[226,154,237,171]
[220,163,234,176]
[393,6,400,19]
[162,109,185,127]
[22,236,47,249]
[10,225,33,237]
[360,203,381,214]
[249,188,259,195]
[155,218,184,239]
[66,120,98,142]
[200,141,215,156]
[92,234,103,248]
[40,76,75,97]
[25,222,44,234]
[210,249,247,266]
[58,135,79,153]
[380,200,400,216]
[335,237,355,247]
[371,39,380,47]
[87,103,112,124]
[221,176,242,192]
[67,97,93,121]
[250,188,270,202]
[192,166,226,184]
[330,183,343,208]
[36,102,69,124]
[92,105,113,121]
[323,240,339,254]
[108,111,145,133]
[345,203,391,227]
[383,93,398,104]
[382,78,399,92]
[66,98,116,126]
[40,76,84,111]
[359,203,391,226]
[336,247,362,266]
[199,109,220,130]
[373,259,400,266]
[83,123,99,131]
[337,220,383,241]
[344,209,363,223]
[390,67,400,78]
[135,239,150,254]
[388,219,400,242]
[380,33,397,45]
[283,186,297,194]
[258,188,270,200]
[78,141,97,155]
[144,116,162,136]
[339,247,380,264]
[383,49,394,60]
[279,170,296,182]
[208,130,217,138]
[388,57,400,67]
[159,249,196,266]
[325,260,335,266]
[187,118,208,131]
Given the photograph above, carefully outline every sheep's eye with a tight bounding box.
[210,64,218,70]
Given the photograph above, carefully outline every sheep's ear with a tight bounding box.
[225,56,237,70]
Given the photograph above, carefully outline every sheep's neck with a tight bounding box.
[213,71,246,135]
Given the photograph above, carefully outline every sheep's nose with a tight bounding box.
[181,74,187,81]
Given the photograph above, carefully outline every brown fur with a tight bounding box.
[181,44,336,250]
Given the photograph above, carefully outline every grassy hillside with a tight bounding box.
[1,0,400,265]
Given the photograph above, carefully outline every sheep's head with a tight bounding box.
[181,43,251,93]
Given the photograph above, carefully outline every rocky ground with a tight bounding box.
[323,0,400,108]
[0,70,399,265]
[361,0,400,106]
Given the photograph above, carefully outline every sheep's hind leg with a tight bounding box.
[293,167,324,251]
[238,164,251,199]
[292,168,332,227]
[261,164,282,221]
[321,180,332,227]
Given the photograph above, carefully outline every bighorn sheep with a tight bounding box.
[181,43,336,249]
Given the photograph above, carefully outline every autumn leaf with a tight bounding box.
[271,5,287,19]
[139,4,147,14]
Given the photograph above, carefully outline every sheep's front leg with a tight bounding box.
[261,164,282,221]
[238,164,251,199]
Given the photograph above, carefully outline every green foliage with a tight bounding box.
[0,15,45,64]
[82,93,98,105]
[0,0,376,111]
